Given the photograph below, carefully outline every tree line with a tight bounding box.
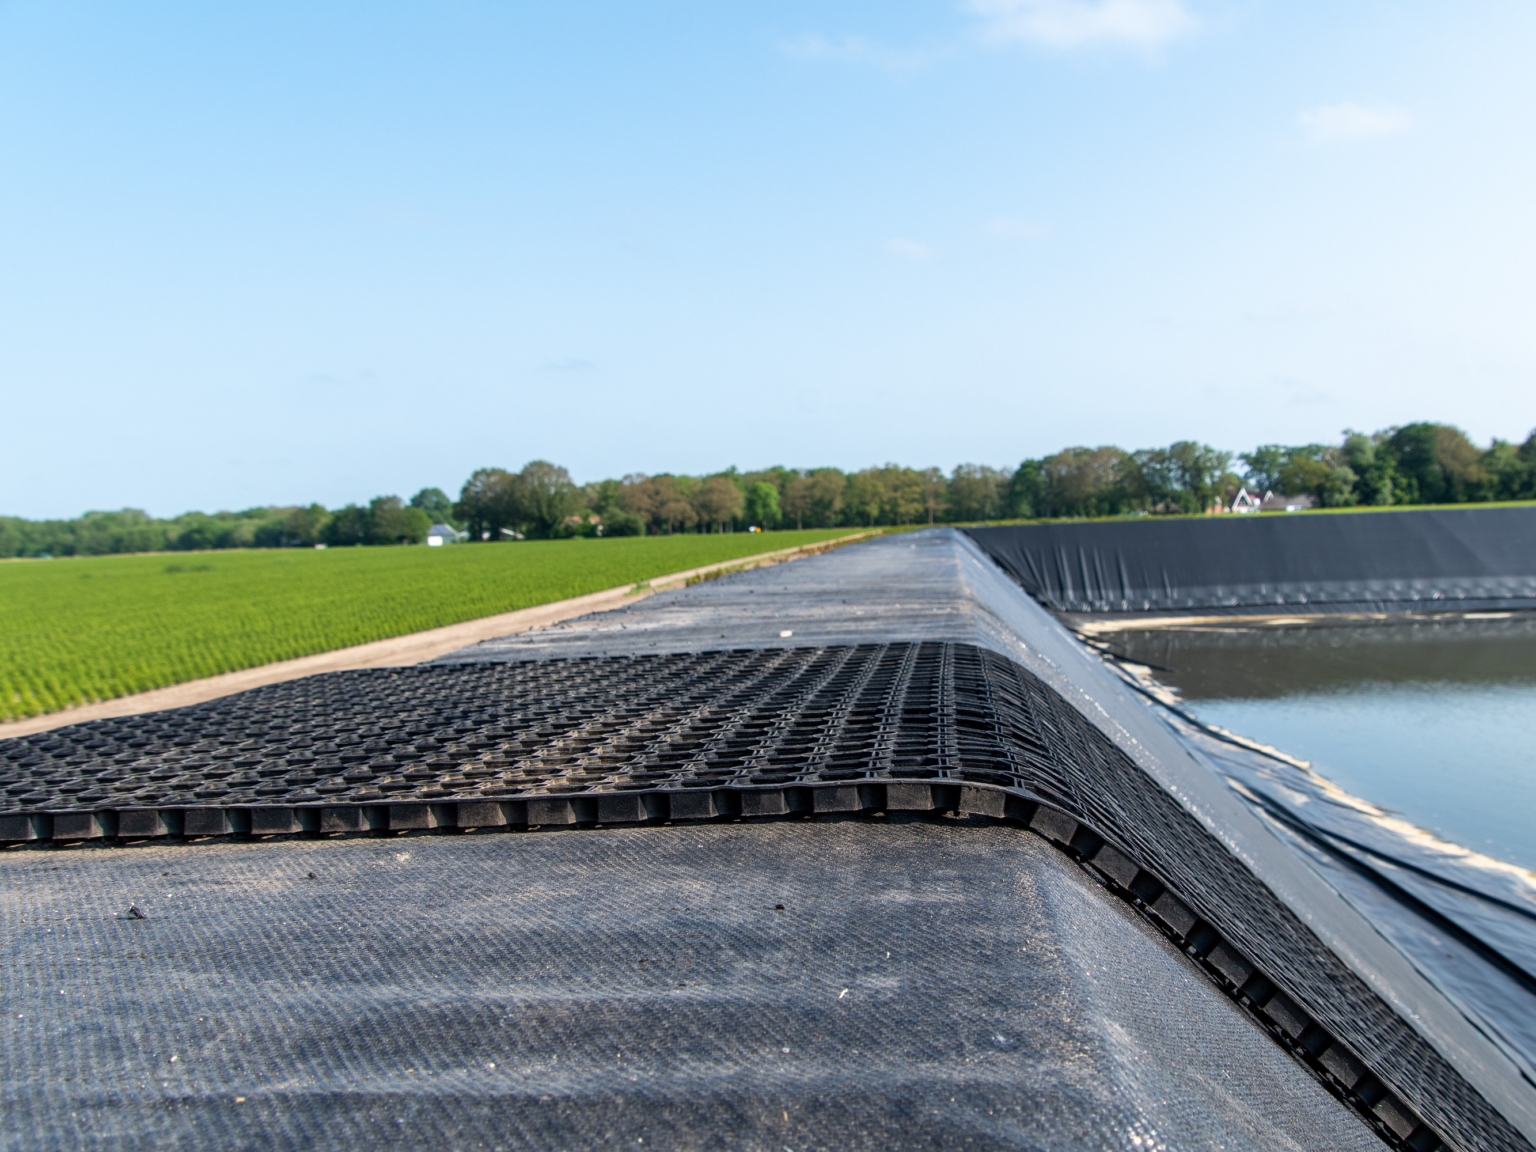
[0,491,457,558]
[4,421,1534,558]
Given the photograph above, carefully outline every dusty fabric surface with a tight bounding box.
[0,820,1377,1152]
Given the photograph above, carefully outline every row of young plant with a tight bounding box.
[0,532,857,721]
[4,421,1533,556]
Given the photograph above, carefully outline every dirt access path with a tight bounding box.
[0,533,874,739]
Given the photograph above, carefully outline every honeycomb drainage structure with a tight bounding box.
[3,530,1533,1152]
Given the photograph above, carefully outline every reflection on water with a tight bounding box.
[1109,616,1536,872]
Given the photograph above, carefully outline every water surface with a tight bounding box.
[1109,616,1536,871]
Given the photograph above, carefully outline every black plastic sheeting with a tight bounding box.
[967,507,1536,615]
[2,822,1383,1152]
[1084,645,1536,1085]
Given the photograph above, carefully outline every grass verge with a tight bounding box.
[0,530,859,722]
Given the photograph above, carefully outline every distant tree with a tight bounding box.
[1342,431,1396,505]
[1515,431,1536,498]
[367,496,430,544]
[454,468,519,540]
[845,469,887,527]
[282,504,331,545]
[621,474,701,534]
[1172,441,1232,512]
[659,497,698,533]
[1006,460,1045,519]
[167,510,274,551]
[886,468,927,525]
[1240,446,1290,494]
[171,515,221,551]
[1040,447,1130,517]
[325,504,370,546]
[1132,442,1232,514]
[601,509,646,536]
[219,519,259,548]
[1484,431,1536,500]
[740,467,791,504]
[1271,445,1358,507]
[1521,429,1536,466]
[516,461,584,537]
[409,488,457,526]
[99,509,173,553]
[781,474,812,529]
[851,465,924,526]
[1385,423,1486,505]
[0,518,23,557]
[806,469,846,527]
[919,468,946,524]
[581,477,644,535]
[948,464,1007,522]
[744,481,781,528]
[1316,464,1363,508]
[694,475,745,532]
[618,474,662,531]
[583,478,622,518]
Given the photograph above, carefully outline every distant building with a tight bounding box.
[1230,488,1265,513]
[1259,493,1317,513]
[1231,488,1318,514]
[426,523,467,546]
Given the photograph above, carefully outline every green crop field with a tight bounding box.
[0,530,861,722]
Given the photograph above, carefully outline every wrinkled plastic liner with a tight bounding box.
[968,508,1536,615]
[2,643,1513,1151]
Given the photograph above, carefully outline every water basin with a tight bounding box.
[1108,614,1536,871]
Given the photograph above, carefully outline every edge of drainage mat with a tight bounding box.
[2,782,1446,1152]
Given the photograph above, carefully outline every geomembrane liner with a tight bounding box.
[967,506,1536,616]
[0,641,1507,1151]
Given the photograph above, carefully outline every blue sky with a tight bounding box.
[3,1,1535,518]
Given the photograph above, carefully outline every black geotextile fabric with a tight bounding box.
[966,507,1536,614]
[1,644,1522,1151]
[1,823,1384,1152]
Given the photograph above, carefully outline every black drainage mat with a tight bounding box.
[0,644,1038,823]
[0,643,1517,1152]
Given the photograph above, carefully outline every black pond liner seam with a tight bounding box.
[0,644,1519,1152]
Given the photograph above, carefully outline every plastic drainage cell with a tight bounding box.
[0,642,1502,1152]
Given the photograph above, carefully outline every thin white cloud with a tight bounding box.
[966,0,1198,50]
[1298,102,1411,143]
[780,34,951,71]
[990,216,1051,241]
[886,238,937,260]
